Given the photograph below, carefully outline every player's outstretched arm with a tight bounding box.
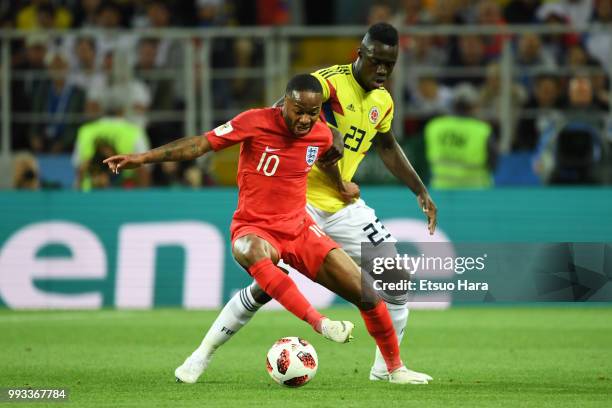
[376,130,438,234]
[103,135,212,174]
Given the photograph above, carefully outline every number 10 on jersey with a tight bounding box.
[257,152,280,176]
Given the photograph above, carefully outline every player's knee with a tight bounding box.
[355,298,379,311]
[232,239,270,268]
[355,283,382,311]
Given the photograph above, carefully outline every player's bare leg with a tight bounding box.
[315,248,428,384]
[175,236,353,383]
[176,234,352,384]
[231,234,353,342]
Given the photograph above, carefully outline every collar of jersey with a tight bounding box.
[348,63,368,95]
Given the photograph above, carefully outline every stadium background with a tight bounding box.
[0,0,611,305]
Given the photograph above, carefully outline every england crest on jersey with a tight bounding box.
[306,146,319,166]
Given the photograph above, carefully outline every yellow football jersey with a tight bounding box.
[307,64,394,213]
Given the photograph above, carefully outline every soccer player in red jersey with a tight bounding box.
[104,74,418,384]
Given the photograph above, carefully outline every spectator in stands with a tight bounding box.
[407,75,453,119]
[504,0,542,24]
[134,1,181,69]
[475,0,508,59]
[563,75,607,129]
[190,0,264,115]
[514,72,564,151]
[563,44,610,109]
[405,75,452,151]
[514,32,557,89]
[367,1,394,25]
[403,32,448,97]
[11,34,48,150]
[92,1,133,61]
[12,152,40,190]
[565,43,592,69]
[134,37,174,102]
[13,34,47,97]
[537,5,580,64]
[73,96,151,191]
[534,75,606,184]
[230,38,263,106]
[86,51,151,128]
[35,2,61,30]
[429,0,466,25]
[426,0,464,52]
[536,0,593,27]
[134,37,177,147]
[73,0,102,28]
[184,166,205,188]
[479,62,527,130]
[425,83,497,189]
[196,0,229,27]
[71,36,103,90]
[96,0,123,28]
[29,50,86,153]
[256,0,291,25]
[445,34,488,87]
[391,0,432,26]
[16,0,72,30]
[586,0,612,72]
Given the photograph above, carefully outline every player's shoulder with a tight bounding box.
[230,107,281,130]
[369,87,394,106]
[313,64,352,82]
[310,120,333,142]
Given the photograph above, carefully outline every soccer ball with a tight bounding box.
[266,337,318,387]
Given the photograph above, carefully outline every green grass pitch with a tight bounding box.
[1,307,611,408]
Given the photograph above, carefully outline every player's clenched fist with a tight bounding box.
[340,181,360,203]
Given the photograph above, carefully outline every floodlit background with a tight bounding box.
[1,0,611,189]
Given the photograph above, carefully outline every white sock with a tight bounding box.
[192,284,264,361]
[372,302,409,373]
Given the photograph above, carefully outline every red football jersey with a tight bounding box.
[206,107,332,238]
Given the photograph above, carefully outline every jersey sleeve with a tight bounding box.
[376,96,394,134]
[205,110,254,151]
[311,69,331,102]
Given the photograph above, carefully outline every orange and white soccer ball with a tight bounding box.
[266,337,318,387]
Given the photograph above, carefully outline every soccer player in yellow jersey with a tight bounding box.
[176,23,438,384]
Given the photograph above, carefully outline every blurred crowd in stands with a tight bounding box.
[1,0,611,190]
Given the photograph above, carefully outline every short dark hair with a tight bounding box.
[76,35,97,50]
[366,22,398,47]
[285,74,322,96]
[37,3,56,17]
[97,1,121,16]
